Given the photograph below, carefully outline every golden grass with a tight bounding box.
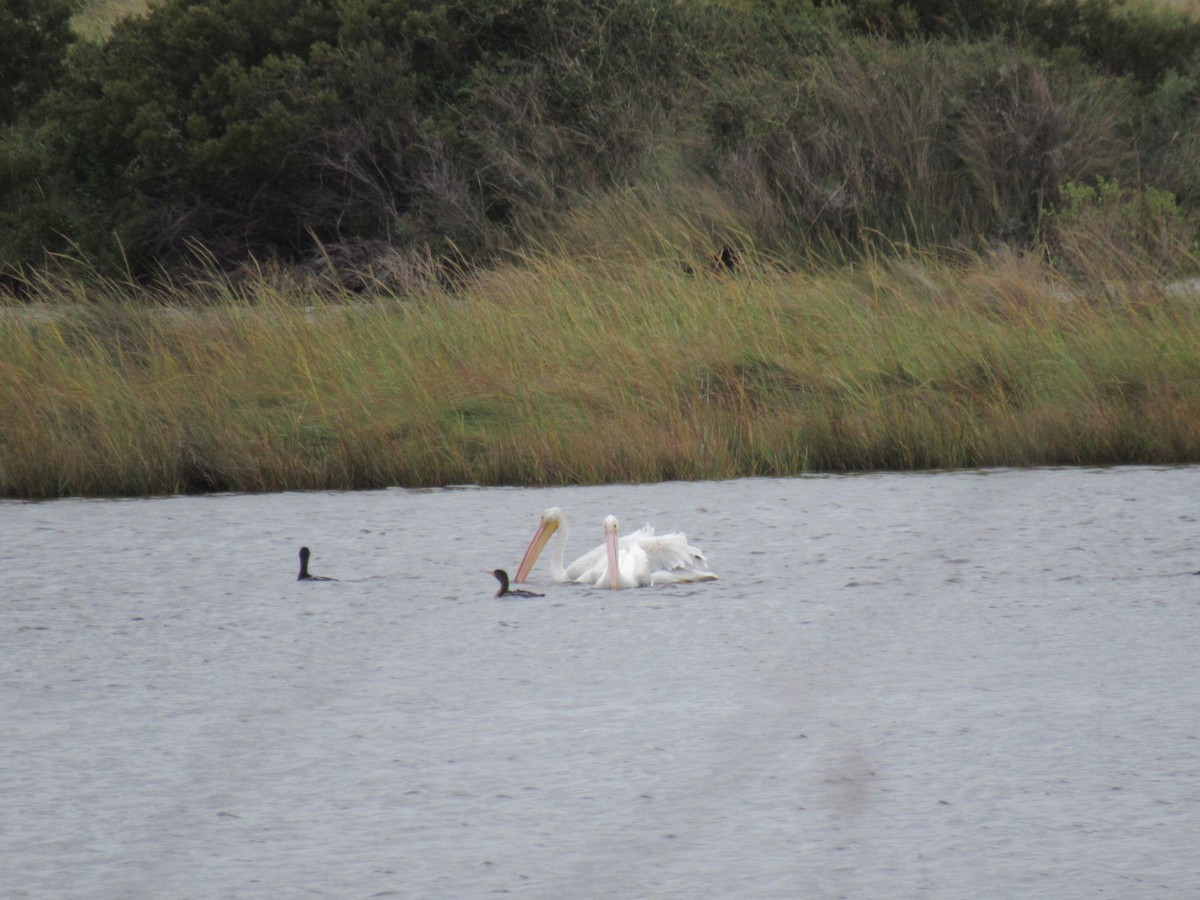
[65,0,1200,49]
[1148,0,1200,13]
[72,0,156,41]
[71,0,1200,39]
[4,236,1200,498]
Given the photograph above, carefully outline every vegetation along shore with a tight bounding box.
[3,0,1200,498]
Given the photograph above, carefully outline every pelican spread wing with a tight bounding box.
[564,522,655,581]
[583,515,717,589]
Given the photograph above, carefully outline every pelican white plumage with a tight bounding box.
[581,514,717,589]
[513,507,639,584]
[513,507,716,589]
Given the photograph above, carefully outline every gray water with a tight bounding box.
[2,467,1198,898]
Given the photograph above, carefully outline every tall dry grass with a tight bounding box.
[4,225,1200,498]
[1150,0,1200,13]
[72,0,156,41]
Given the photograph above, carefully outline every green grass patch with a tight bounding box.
[4,233,1200,498]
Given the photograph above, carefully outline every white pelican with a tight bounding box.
[513,507,716,588]
[582,514,717,589]
[513,507,627,583]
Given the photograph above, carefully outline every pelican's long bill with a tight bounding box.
[514,513,559,583]
[603,515,621,590]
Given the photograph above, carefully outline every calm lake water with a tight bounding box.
[3,467,1199,898]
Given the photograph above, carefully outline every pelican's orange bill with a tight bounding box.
[514,517,558,583]
[605,522,621,590]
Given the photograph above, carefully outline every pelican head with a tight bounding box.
[514,507,564,583]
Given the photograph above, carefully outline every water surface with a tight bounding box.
[3,468,1198,897]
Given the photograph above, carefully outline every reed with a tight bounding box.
[4,230,1200,498]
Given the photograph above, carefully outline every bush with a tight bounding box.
[0,0,77,126]
[698,38,1131,255]
[1028,0,1200,87]
[2,0,1200,279]
[826,0,1200,86]
[1044,177,1199,281]
[0,0,740,276]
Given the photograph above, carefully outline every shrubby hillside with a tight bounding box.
[2,0,1200,281]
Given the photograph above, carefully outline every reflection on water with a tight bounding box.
[3,468,1199,897]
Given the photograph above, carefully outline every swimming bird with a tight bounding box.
[580,514,718,589]
[513,507,716,588]
[492,568,544,598]
[513,507,638,584]
[297,546,336,581]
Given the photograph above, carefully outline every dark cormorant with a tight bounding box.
[492,568,544,598]
[298,546,336,581]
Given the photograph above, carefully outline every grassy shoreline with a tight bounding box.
[5,2,1199,500]
[4,244,1200,499]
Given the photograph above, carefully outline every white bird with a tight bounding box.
[513,507,628,583]
[583,514,717,589]
[513,507,716,589]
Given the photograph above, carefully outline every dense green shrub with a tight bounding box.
[1044,177,1199,280]
[1027,0,1200,86]
[827,0,1200,86]
[1,0,760,276]
[0,0,78,126]
[698,38,1134,254]
[1,0,1199,279]
[1136,71,1200,207]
